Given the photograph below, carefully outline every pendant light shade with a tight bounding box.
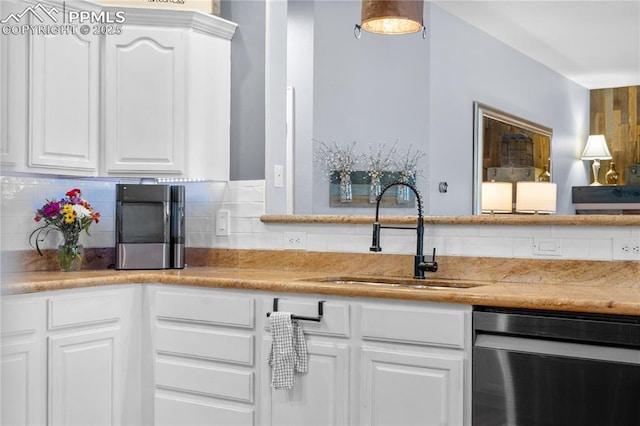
[360,0,424,35]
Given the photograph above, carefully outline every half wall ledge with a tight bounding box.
[260,214,640,226]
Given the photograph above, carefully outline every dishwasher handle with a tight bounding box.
[474,309,640,348]
[475,334,640,365]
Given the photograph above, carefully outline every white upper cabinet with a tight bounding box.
[102,7,236,179]
[183,29,233,181]
[104,26,186,174]
[28,4,100,174]
[0,0,236,179]
[0,0,28,170]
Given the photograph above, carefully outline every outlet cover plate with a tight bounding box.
[613,237,640,260]
[284,232,307,250]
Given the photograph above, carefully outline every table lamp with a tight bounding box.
[516,182,557,214]
[481,182,513,214]
[580,135,612,186]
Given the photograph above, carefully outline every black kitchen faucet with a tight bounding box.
[370,180,438,279]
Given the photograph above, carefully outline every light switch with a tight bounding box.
[216,209,230,236]
[533,238,562,256]
[274,165,284,188]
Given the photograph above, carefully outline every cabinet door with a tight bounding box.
[28,11,99,173]
[361,347,464,426]
[48,327,122,426]
[1,298,46,426]
[261,339,350,426]
[184,30,231,181]
[104,27,185,174]
[0,4,8,166]
[1,340,45,426]
[0,0,28,169]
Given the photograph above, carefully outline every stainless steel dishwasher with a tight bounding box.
[472,307,640,426]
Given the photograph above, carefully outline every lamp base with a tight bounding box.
[590,159,602,186]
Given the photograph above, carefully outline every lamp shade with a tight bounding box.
[516,182,557,214]
[481,182,513,213]
[361,0,424,34]
[580,135,612,160]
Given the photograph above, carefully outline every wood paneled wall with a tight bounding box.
[590,86,640,184]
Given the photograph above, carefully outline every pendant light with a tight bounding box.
[355,0,425,38]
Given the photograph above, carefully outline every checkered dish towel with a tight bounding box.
[268,312,308,389]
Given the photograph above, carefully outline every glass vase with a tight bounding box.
[58,242,84,272]
[605,161,619,185]
[369,174,382,204]
[339,172,353,203]
[397,172,414,204]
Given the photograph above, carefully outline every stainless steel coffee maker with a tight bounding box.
[115,183,185,270]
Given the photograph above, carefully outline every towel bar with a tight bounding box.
[266,298,324,322]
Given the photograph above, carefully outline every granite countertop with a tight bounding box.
[3,253,640,316]
[260,214,640,226]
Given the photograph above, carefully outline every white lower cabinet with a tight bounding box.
[148,286,257,426]
[260,297,351,426]
[1,297,46,426]
[48,327,121,425]
[360,348,464,426]
[358,301,469,426]
[2,284,471,426]
[264,340,350,426]
[1,285,140,426]
[258,295,471,426]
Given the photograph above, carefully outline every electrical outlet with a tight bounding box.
[613,237,640,260]
[284,232,307,250]
[215,209,230,236]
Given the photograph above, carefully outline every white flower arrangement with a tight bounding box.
[365,141,398,181]
[314,140,362,178]
[396,145,426,180]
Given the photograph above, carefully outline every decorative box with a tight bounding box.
[95,0,220,16]
[572,185,640,214]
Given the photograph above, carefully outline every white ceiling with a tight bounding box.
[434,0,640,89]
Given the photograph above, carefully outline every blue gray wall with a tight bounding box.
[428,5,589,215]
[222,0,266,181]
[268,1,589,215]
[229,1,590,214]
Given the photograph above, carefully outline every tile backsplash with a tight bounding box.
[1,176,638,261]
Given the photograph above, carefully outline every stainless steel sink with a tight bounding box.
[300,276,483,290]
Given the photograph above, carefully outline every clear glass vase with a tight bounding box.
[397,172,415,204]
[370,174,382,204]
[339,172,353,203]
[58,242,84,272]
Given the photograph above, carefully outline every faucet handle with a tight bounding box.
[418,248,438,273]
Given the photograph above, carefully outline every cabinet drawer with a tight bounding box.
[156,291,254,328]
[156,359,254,403]
[263,298,350,337]
[155,393,254,426]
[156,325,254,366]
[361,304,467,349]
[2,300,40,334]
[48,293,121,330]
